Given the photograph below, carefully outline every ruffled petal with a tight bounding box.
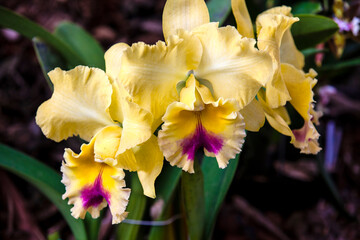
[61,129,130,224]
[258,90,321,154]
[36,66,115,142]
[256,8,298,66]
[117,35,203,127]
[162,0,210,41]
[133,135,164,198]
[193,23,273,108]
[256,10,299,108]
[292,120,321,154]
[158,79,245,172]
[231,0,254,38]
[200,98,246,168]
[240,98,266,131]
[259,6,304,69]
[158,101,198,173]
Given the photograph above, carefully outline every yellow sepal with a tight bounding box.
[162,0,210,41]
[231,0,254,38]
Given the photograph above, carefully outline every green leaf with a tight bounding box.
[291,14,339,50]
[33,37,67,89]
[292,2,322,14]
[148,162,182,240]
[320,57,360,71]
[47,231,60,240]
[181,160,205,240]
[54,22,105,70]
[0,144,87,240]
[84,213,102,240]
[202,154,239,239]
[301,47,326,58]
[155,161,182,205]
[207,0,232,25]
[0,6,85,67]
[117,173,147,240]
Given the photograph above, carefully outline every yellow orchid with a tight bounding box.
[36,65,163,223]
[106,0,273,171]
[231,0,321,154]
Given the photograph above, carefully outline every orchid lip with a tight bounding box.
[81,170,110,208]
[181,120,223,161]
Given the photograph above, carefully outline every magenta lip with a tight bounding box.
[181,123,223,161]
[81,171,110,208]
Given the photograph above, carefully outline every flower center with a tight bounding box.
[181,115,223,161]
[81,170,110,208]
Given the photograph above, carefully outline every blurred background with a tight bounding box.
[1,0,360,239]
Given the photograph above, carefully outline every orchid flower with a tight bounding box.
[36,65,163,223]
[106,0,273,172]
[232,0,321,154]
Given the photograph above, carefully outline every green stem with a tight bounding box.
[181,160,205,240]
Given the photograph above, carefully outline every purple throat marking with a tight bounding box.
[181,122,223,161]
[80,171,110,208]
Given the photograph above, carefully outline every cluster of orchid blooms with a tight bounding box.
[35,0,321,224]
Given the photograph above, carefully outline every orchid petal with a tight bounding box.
[200,98,246,168]
[93,125,138,170]
[105,77,154,152]
[105,42,130,82]
[292,120,321,154]
[193,23,273,108]
[134,135,164,198]
[105,43,132,124]
[240,99,266,131]
[117,99,154,154]
[162,0,210,41]
[280,28,304,69]
[256,8,299,108]
[265,71,291,109]
[231,0,254,38]
[259,6,304,69]
[258,90,321,154]
[256,7,298,65]
[281,63,316,121]
[117,34,202,127]
[36,66,115,142]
